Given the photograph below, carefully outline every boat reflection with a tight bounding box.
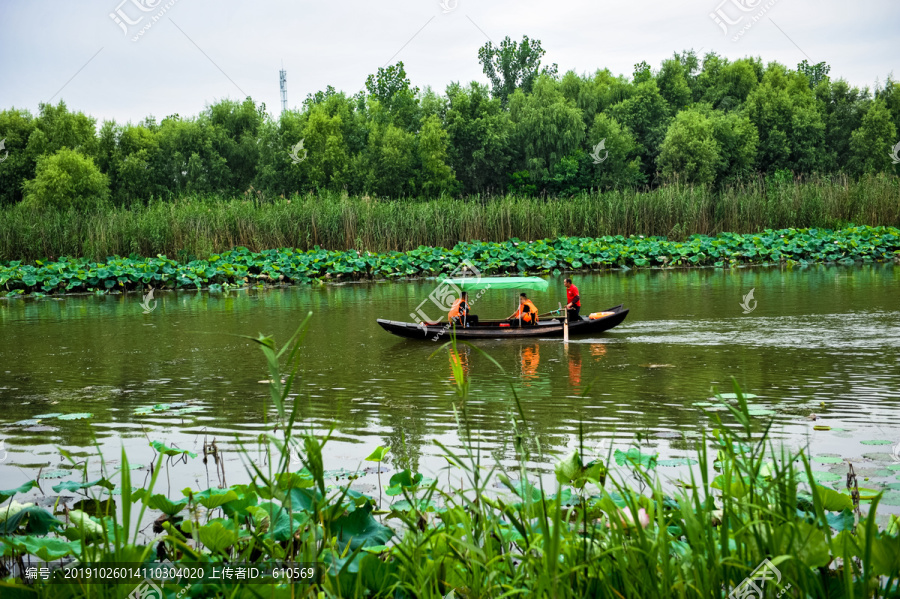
[520,344,540,384]
[568,344,582,389]
[449,346,471,384]
[590,343,607,360]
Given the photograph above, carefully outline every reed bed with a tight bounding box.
[1,175,897,262]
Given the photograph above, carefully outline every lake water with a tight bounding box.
[1,264,899,509]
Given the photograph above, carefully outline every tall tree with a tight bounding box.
[848,99,898,175]
[478,36,558,106]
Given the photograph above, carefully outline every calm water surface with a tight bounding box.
[1,265,899,505]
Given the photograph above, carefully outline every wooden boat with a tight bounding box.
[377,276,629,340]
[377,305,629,340]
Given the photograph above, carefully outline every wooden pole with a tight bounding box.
[560,302,569,343]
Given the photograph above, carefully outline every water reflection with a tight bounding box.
[0,264,898,489]
[520,345,540,383]
[567,344,582,390]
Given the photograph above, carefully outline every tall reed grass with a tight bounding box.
[1,175,897,262]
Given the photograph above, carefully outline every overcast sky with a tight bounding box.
[1,0,897,125]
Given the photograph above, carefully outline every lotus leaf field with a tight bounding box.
[1,226,898,297]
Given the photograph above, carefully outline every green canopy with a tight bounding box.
[443,276,549,292]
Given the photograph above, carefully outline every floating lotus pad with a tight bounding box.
[39,469,73,479]
[747,409,776,417]
[811,471,843,483]
[57,413,92,420]
[657,458,699,467]
[32,413,63,419]
[813,456,844,464]
[879,491,900,506]
[860,440,893,446]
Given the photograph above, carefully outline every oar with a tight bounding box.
[559,302,569,343]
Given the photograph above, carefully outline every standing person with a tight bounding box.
[564,278,581,322]
[507,293,539,326]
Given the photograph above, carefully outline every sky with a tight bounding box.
[0,0,898,125]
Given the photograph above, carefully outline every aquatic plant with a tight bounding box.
[1,225,898,297]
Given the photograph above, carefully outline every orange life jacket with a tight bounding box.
[448,298,468,320]
[513,299,539,323]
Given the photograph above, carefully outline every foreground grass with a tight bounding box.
[1,175,898,262]
[1,323,899,598]
[1,225,898,297]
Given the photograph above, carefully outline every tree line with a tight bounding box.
[1,36,898,210]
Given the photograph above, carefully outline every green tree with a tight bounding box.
[657,109,721,185]
[816,78,869,172]
[478,36,558,106]
[25,102,99,162]
[848,99,898,175]
[508,76,585,189]
[359,119,418,197]
[585,113,644,190]
[875,77,900,137]
[708,110,759,183]
[656,58,693,113]
[22,148,109,210]
[207,98,267,192]
[444,82,512,194]
[365,62,420,131]
[417,115,456,195]
[695,54,761,110]
[0,108,37,206]
[607,80,672,179]
[797,60,831,89]
[744,64,826,173]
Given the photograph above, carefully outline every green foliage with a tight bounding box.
[22,148,109,211]
[1,47,898,211]
[744,64,827,173]
[848,98,899,175]
[658,108,721,184]
[2,225,897,296]
[478,35,558,106]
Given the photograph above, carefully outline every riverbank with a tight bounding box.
[1,175,898,263]
[1,326,899,598]
[1,225,898,297]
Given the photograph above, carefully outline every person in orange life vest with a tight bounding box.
[507,293,539,326]
[448,291,478,326]
[564,278,581,321]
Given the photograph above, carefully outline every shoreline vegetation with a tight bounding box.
[0,325,898,597]
[0,221,898,298]
[1,177,899,263]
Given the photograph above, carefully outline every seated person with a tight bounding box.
[507,293,539,326]
[448,292,478,327]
